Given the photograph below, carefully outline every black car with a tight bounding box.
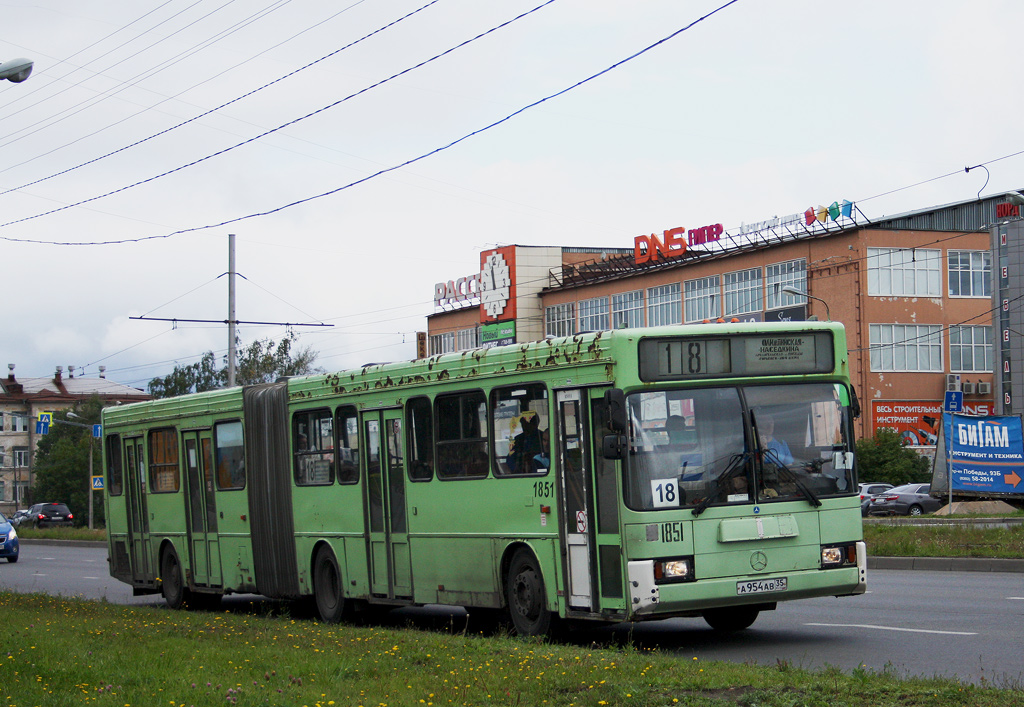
[26,502,74,529]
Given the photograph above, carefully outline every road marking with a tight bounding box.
[805,623,976,636]
[83,576,101,580]
[1008,597,1024,601]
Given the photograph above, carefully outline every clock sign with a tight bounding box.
[480,252,511,318]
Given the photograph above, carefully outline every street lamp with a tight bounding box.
[67,412,97,530]
[0,58,33,83]
[781,285,831,321]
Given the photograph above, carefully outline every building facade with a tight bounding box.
[428,192,1022,443]
[0,365,150,514]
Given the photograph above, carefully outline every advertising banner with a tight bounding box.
[481,320,516,348]
[942,413,1024,495]
[872,400,993,446]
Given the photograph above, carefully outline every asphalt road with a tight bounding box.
[3,541,1021,686]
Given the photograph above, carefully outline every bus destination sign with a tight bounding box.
[639,332,834,381]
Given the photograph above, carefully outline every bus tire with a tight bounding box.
[506,550,554,637]
[160,547,187,610]
[702,606,759,631]
[313,546,347,624]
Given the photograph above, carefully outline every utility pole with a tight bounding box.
[228,233,237,387]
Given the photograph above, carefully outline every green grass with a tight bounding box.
[13,526,106,542]
[0,592,1020,707]
[863,522,1024,559]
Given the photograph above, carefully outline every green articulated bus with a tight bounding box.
[102,321,866,636]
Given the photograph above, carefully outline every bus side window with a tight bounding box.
[335,406,359,484]
[436,391,488,479]
[406,397,433,481]
[148,427,180,493]
[491,383,549,476]
[105,433,123,496]
[214,420,245,490]
[293,408,335,486]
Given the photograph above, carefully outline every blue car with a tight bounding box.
[0,512,20,563]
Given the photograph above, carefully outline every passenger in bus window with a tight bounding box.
[507,412,544,472]
[533,429,550,469]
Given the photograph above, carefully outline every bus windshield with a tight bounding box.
[623,382,856,512]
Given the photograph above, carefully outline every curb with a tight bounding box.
[868,556,1024,573]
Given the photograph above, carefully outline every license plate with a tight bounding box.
[736,577,787,595]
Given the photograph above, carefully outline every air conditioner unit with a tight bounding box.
[961,381,976,394]
[945,373,961,392]
[978,381,992,395]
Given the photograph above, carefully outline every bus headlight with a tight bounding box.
[820,543,857,569]
[653,556,695,584]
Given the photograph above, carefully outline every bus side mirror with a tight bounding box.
[602,434,627,460]
[604,388,626,432]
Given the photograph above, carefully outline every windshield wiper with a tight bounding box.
[691,452,750,517]
[763,449,821,507]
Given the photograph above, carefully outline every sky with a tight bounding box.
[2,0,1022,391]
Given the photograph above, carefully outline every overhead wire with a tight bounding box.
[0,0,737,245]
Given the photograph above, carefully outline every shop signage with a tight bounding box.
[434,273,480,307]
[765,304,806,323]
[996,202,1020,218]
[872,399,993,446]
[481,320,516,348]
[804,200,853,225]
[634,224,722,265]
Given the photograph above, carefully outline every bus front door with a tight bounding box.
[181,431,222,587]
[123,436,152,583]
[363,409,412,600]
[557,389,625,615]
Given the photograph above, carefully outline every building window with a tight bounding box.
[578,296,610,332]
[869,324,943,371]
[765,259,807,310]
[545,303,576,337]
[646,283,681,327]
[867,247,941,296]
[948,250,991,298]
[456,327,479,351]
[429,331,455,356]
[0,413,4,432]
[8,415,27,433]
[724,268,762,316]
[611,290,644,329]
[13,448,28,468]
[950,325,993,373]
[684,276,720,323]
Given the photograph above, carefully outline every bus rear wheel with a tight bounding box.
[313,546,347,624]
[160,548,187,610]
[506,550,554,637]
[702,606,759,631]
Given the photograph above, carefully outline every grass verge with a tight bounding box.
[1,592,1021,707]
[862,521,1024,559]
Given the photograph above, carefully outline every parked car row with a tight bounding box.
[8,503,74,529]
[861,483,943,516]
[0,512,19,562]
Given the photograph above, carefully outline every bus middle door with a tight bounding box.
[181,430,222,587]
[123,436,152,583]
[556,388,625,615]
[362,409,412,600]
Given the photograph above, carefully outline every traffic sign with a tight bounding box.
[944,390,964,413]
[91,476,104,490]
[93,424,102,438]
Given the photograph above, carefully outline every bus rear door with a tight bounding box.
[181,430,222,587]
[363,409,412,600]
[556,388,625,616]
[123,436,152,583]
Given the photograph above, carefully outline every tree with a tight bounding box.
[855,428,932,486]
[32,397,103,527]
[148,331,321,399]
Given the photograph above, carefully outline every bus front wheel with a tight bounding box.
[506,550,554,637]
[313,546,347,624]
[160,547,187,610]
[702,606,759,631]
